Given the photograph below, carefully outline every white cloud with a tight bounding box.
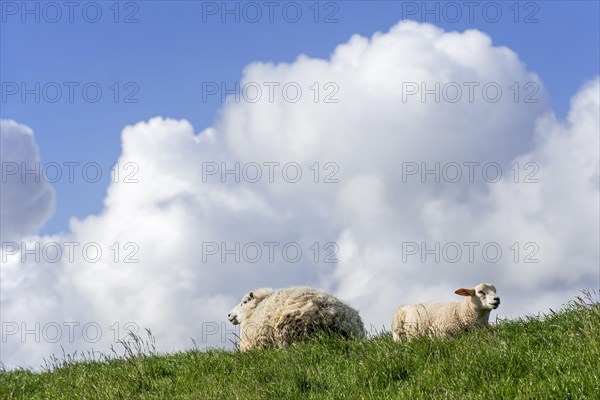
[338,77,599,329]
[1,120,55,242]
[1,21,598,369]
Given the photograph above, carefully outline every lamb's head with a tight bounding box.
[228,288,274,325]
[455,283,500,310]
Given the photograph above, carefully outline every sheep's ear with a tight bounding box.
[455,288,475,297]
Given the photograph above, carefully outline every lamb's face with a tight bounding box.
[473,283,501,310]
[455,283,500,310]
[228,291,256,325]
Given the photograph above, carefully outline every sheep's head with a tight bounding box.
[455,283,500,310]
[228,288,273,325]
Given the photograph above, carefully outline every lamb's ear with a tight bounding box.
[455,288,475,297]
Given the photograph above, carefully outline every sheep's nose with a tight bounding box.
[228,313,231,317]
[494,297,500,301]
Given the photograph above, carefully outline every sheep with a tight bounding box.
[392,283,500,341]
[228,286,365,351]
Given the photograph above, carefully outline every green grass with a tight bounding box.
[2,291,599,399]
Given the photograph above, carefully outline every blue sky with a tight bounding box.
[1,0,599,234]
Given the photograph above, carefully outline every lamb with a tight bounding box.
[392,283,500,341]
[228,286,365,351]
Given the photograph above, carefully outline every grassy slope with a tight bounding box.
[1,294,599,399]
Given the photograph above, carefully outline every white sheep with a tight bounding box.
[228,286,365,351]
[392,283,500,341]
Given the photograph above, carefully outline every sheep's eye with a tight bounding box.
[478,291,484,295]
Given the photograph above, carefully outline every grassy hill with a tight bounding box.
[1,292,598,399]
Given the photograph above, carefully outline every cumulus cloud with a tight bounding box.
[1,21,598,369]
[333,77,599,327]
[1,120,55,242]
